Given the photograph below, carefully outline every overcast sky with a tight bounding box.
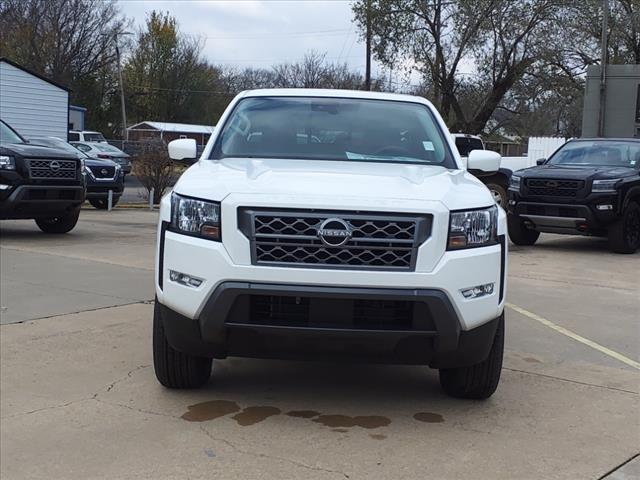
[122,0,400,84]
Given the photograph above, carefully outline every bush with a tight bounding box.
[132,141,176,204]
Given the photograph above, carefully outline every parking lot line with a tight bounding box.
[506,302,640,371]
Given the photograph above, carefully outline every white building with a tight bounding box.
[0,58,70,139]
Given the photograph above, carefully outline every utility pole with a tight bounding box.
[365,0,371,91]
[112,31,132,142]
[598,0,609,137]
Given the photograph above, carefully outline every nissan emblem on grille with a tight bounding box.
[317,218,352,247]
[545,180,558,188]
[49,161,60,171]
[101,168,108,175]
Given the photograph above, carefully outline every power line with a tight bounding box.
[201,28,352,40]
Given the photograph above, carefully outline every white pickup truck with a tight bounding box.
[153,89,508,399]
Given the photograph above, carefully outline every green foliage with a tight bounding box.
[0,0,128,136]
[123,11,228,126]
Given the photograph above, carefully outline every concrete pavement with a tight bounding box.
[1,209,638,479]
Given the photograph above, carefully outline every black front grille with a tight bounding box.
[88,165,116,179]
[27,159,77,180]
[247,295,416,330]
[525,178,584,197]
[239,209,431,271]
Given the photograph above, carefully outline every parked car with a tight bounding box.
[72,142,131,174]
[452,133,511,207]
[68,130,107,143]
[28,136,124,209]
[0,120,84,233]
[508,138,640,253]
[154,89,507,400]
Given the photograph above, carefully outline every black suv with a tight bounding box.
[0,120,85,233]
[508,138,640,253]
[28,136,124,209]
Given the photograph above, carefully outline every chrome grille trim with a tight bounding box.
[239,208,432,271]
[87,165,118,180]
[27,159,77,180]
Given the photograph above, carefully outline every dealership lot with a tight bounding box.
[1,209,638,480]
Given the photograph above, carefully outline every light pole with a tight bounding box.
[110,31,133,142]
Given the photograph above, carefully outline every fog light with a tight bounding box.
[461,283,494,299]
[508,200,516,206]
[596,204,613,211]
[169,270,203,288]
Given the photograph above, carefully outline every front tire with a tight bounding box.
[153,300,212,388]
[485,182,508,208]
[507,213,540,246]
[439,314,504,399]
[35,207,80,234]
[608,202,640,254]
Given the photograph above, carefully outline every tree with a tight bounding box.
[0,0,129,135]
[353,0,570,134]
[123,11,227,126]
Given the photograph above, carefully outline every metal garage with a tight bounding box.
[0,57,70,140]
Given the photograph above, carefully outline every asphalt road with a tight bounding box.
[1,209,638,480]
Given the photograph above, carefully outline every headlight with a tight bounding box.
[170,193,221,240]
[448,206,498,250]
[592,179,619,193]
[0,155,16,170]
[509,175,521,191]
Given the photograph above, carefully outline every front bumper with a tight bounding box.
[508,193,619,234]
[158,283,502,367]
[0,184,85,219]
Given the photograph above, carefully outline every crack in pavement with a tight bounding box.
[1,299,154,325]
[1,397,94,420]
[93,398,177,419]
[104,365,151,393]
[503,368,639,395]
[198,425,350,479]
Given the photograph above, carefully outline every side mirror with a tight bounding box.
[467,149,501,173]
[168,138,197,164]
[536,158,546,166]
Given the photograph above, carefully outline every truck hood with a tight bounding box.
[173,157,494,210]
[0,142,79,160]
[517,164,639,181]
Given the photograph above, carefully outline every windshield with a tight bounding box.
[211,96,456,167]
[547,140,640,168]
[454,137,483,157]
[84,133,106,142]
[0,121,25,144]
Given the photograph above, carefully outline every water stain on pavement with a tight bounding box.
[232,406,281,426]
[369,434,387,440]
[286,410,320,419]
[413,412,445,423]
[332,428,349,433]
[313,414,391,429]
[181,400,241,422]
